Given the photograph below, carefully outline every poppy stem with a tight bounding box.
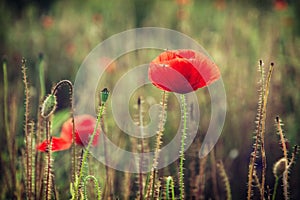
[166,176,175,200]
[38,53,45,100]
[146,91,168,199]
[72,102,106,200]
[83,175,102,200]
[179,94,187,199]
[272,177,279,200]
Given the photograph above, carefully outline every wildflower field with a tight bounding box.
[1,0,300,199]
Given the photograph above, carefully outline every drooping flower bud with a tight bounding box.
[41,94,57,118]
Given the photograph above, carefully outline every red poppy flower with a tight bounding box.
[37,115,100,152]
[148,49,221,94]
[274,0,288,11]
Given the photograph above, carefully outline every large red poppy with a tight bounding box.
[37,115,100,152]
[148,49,221,94]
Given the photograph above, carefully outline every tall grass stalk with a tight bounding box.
[179,94,187,199]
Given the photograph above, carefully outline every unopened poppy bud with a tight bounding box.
[100,88,109,104]
[41,94,57,118]
[273,157,287,178]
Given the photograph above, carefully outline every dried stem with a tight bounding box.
[146,91,168,199]
[44,120,53,200]
[247,61,274,200]
[138,96,144,200]
[210,148,220,200]
[198,154,208,199]
[217,161,231,200]
[260,62,274,199]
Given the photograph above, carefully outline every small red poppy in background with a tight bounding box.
[41,15,54,29]
[274,0,288,11]
[148,49,221,94]
[37,115,100,152]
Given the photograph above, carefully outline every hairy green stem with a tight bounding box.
[83,175,101,200]
[166,176,175,200]
[38,53,45,99]
[72,104,105,199]
[179,94,187,199]
[272,177,279,200]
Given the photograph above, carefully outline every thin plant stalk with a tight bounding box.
[3,57,17,197]
[146,91,168,199]
[38,53,46,99]
[179,94,187,199]
[51,80,76,183]
[247,61,274,200]
[83,175,102,200]
[260,62,274,199]
[101,113,111,200]
[138,96,144,200]
[44,120,53,200]
[22,58,34,199]
[275,116,289,199]
[272,177,279,200]
[217,161,232,200]
[72,103,106,200]
[166,176,175,200]
[210,147,220,200]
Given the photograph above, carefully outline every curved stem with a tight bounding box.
[83,175,101,200]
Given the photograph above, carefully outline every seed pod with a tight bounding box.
[273,157,287,178]
[41,94,57,118]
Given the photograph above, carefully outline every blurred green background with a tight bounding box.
[1,0,300,199]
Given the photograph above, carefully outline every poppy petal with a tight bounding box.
[60,115,100,147]
[37,137,72,152]
[148,49,221,94]
[74,115,100,147]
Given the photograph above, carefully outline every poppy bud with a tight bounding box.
[41,94,57,118]
[100,88,109,104]
[273,157,287,178]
